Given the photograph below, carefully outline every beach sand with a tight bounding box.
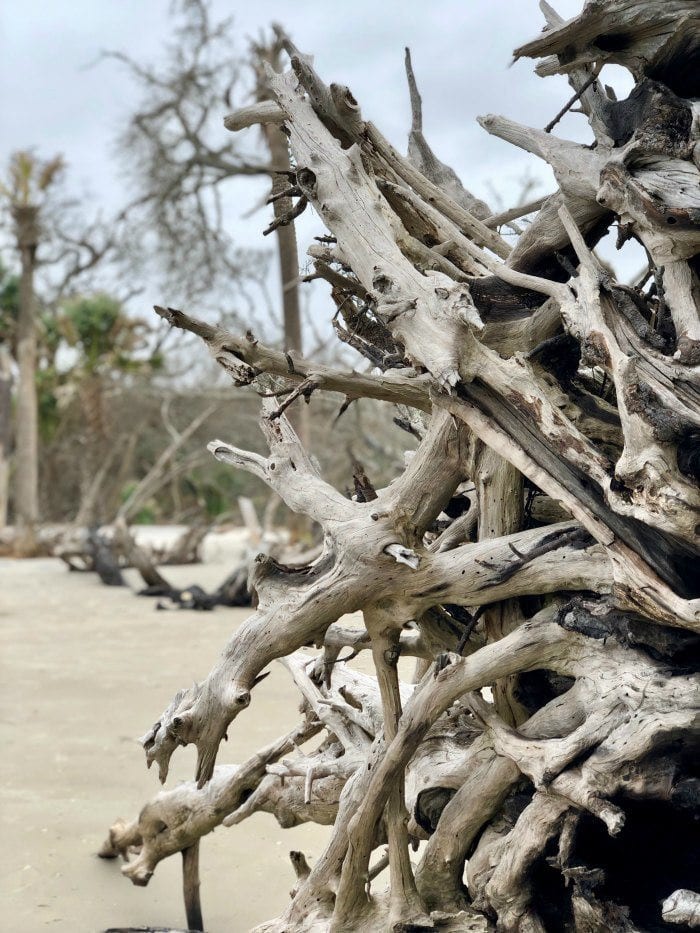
[1,554,337,932]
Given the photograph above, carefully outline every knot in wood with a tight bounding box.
[372,272,394,295]
[383,645,400,668]
[296,167,317,195]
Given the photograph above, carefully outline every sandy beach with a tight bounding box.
[1,555,336,932]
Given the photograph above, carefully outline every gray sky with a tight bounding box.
[1,1,641,325]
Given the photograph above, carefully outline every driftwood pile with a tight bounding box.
[101,2,700,931]
[55,500,287,609]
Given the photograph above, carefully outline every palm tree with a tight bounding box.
[0,151,63,553]
[60,292,151,525]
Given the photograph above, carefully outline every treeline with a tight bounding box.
[0,2,411,550]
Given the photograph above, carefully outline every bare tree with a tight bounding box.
[248,31,309,452]
[111,0,272,318]
[113,2,315,479]
[114,5,320,536]
[102,2,700,931]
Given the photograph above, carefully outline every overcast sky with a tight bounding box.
[1,1,639,326]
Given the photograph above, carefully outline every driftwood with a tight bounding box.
[57,527,126,585]
[56,503,272,609]
[104,2,700,931]
[127,499,298,610]
[56,523,207,574]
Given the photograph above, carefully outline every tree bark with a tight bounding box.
[254,39,309,455]
[12,204,40,555]
[0,345,12,528]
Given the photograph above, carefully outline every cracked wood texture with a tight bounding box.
[106,2,700,931]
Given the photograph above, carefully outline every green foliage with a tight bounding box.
[119,480,159,524]
[39,310,63,364]
[35,366,61,439]
[0,262,19,347]
[64,293,121,360]
[133,504,158,525]
[1,282,157,442]
[61,292,147,372]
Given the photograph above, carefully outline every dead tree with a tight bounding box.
[104,2,700,930]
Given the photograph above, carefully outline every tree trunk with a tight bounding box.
[0,345,12,528]
[12,204,40,555]
[254,37,311,542]
[75,373,109,527]
[263,122,310,454]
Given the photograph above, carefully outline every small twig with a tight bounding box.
[456,606,486,655]
[333,396,355,424]
[269,376,321,420]
[263,195,308,236]
[544,67,601,134]
[182,841,203,932]
[484,194,550,229]
[555,251,579,279]
[267,183,301,205]
[367,850,390,885]
[635,266,653,291]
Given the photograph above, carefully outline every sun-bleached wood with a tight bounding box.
[106,2,700,930]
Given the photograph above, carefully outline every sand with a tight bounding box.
[0,555,336,933]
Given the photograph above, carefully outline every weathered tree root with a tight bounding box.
[106,2,700,930]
